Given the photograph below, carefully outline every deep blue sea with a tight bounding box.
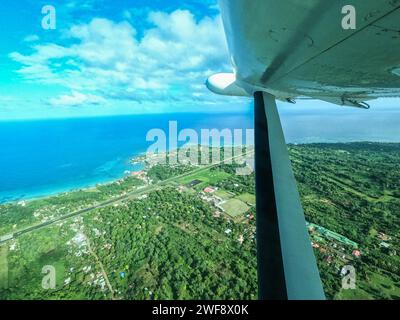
[0,113,253,203]
[1,108,399,204]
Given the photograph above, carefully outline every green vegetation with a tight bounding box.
[335,271,400,300]
[148,165,194,182]
[0,142,399,300]
[0,176,143,235]
[0,246,8,290]
[83,188,257,300]
[291,143,400,299]
[214,164,255,195]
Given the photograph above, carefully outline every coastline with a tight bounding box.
[0,144,247,206]
[0,153,147,206]
[2,141,399,206]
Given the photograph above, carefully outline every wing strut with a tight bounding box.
[254,91,325,300]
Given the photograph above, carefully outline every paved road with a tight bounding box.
[0,151,254,244]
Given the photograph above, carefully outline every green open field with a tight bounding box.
[237,193,256,206]
[335,287,372,300]
[177,169,231,189]
[220,199,250,218]
[214,190,234,200]
[335,271,400,300]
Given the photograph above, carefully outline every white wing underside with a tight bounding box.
[208,0,400,107]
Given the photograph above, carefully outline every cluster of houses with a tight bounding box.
[377,232,396,256]
[199,187,224,208]
[199,185,256,245]
[131,170,150,184]
[307,222,362,265]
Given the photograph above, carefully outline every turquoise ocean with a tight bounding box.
[1,109,399,203]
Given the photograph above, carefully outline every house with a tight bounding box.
[352,250,361,257]
[132,170,144,176]
[380,242,391,249]
[311,242,320,249]
[203,187,215,193]
[213,211,221,218]
[378,232,391,241]
[18,201,26,207]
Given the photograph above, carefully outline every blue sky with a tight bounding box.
[0,0,399,123]
[0,0,245,119]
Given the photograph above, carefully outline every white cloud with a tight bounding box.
[10,9,236,108]
[23,35,39,42]
[49,91,106,107]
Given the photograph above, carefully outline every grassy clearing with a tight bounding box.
[177,169,231,189]
[237,193,256,206]
[335,271,400,300]
[214,190,234,200]
[335,287,372,300]
[366,272,400,299]
[220,199,249,218]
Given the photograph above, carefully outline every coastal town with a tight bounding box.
[1,143,399,300]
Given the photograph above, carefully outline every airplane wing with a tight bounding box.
[208,0,400,107]
[206,0,400,300]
